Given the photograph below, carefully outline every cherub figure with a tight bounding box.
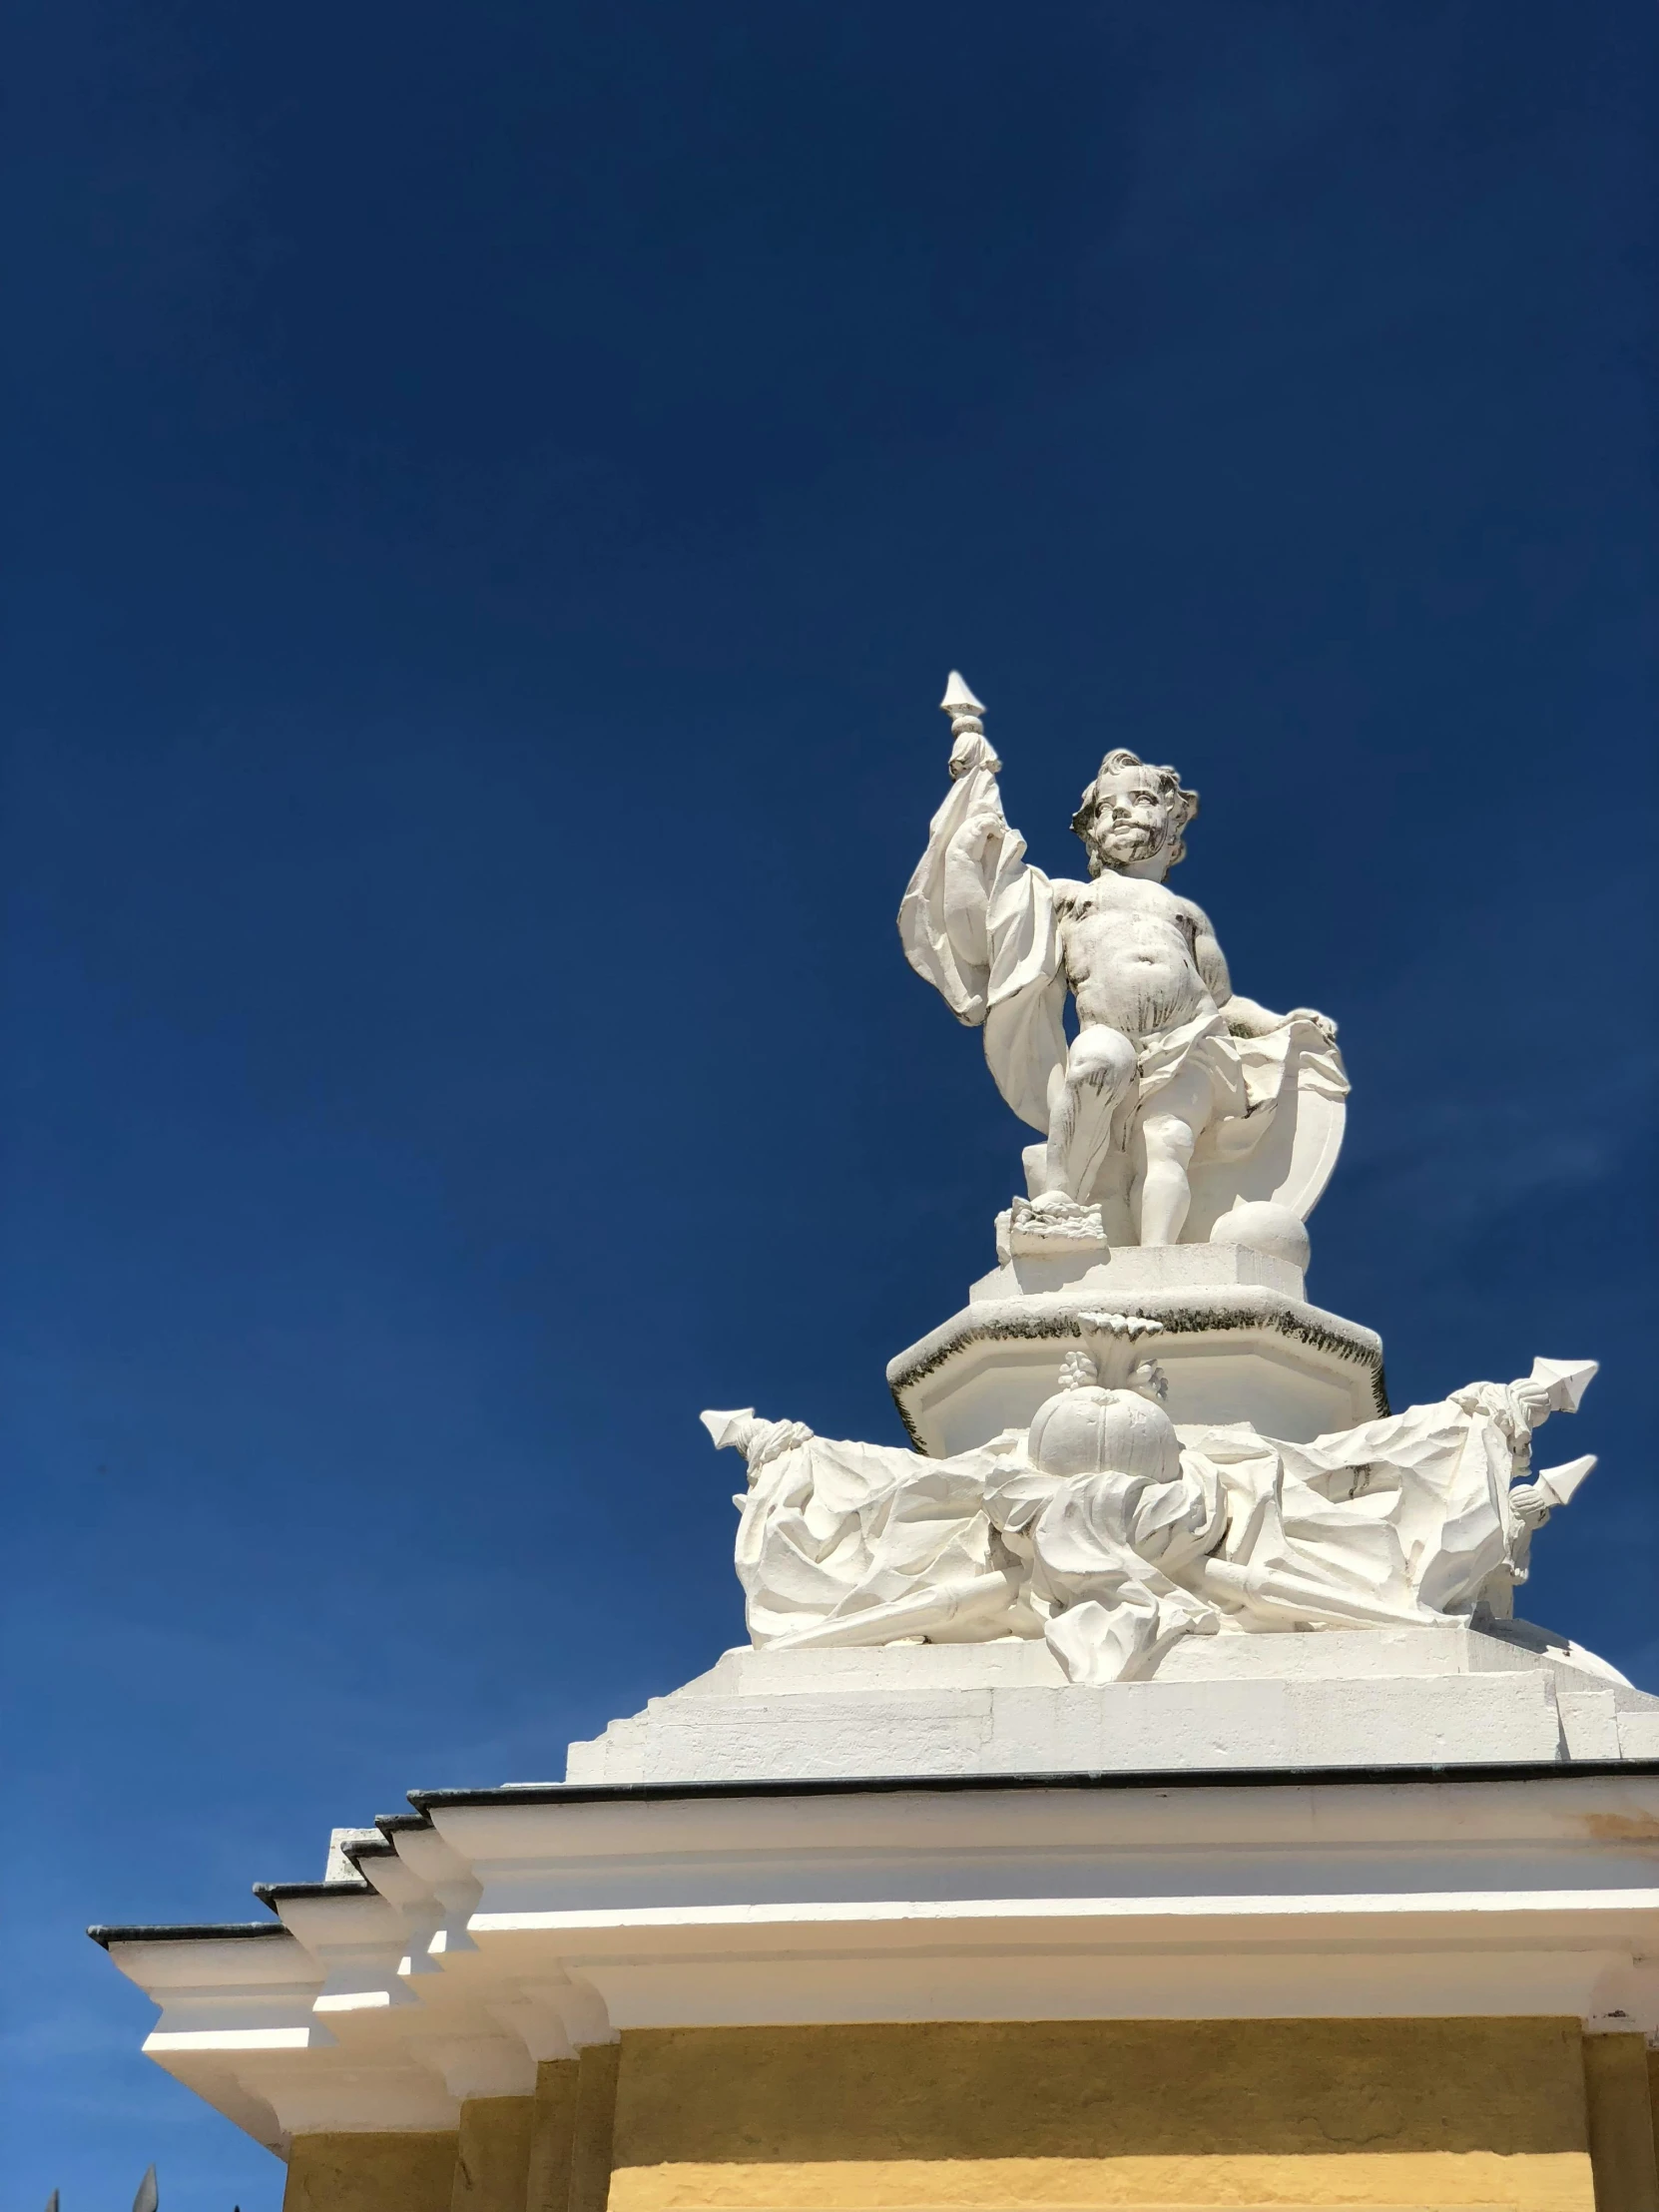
[900,675,1345,1247]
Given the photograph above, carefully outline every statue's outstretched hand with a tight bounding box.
[959,808,1004,862]
[948,729,1002,779]
[1285,1006,1339,1043]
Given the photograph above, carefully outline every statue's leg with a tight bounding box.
[1138,1063,1215,1246]
[1045,1025,1136,1202]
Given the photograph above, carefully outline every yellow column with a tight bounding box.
[1583,2033,1659,2211]
[526,2058,581,2212]
[569,2041,621,2212]
[282,2130,457,2212]
[451,2095,536,2212]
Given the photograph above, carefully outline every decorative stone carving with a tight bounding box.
[999,1192,1111,1262]
[703,1350,1599,1686]
[899,674,1347,1254]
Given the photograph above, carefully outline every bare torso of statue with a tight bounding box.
[1056,873,1218,1041]
[1034,757,1280,1243]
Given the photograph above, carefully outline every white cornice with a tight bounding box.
[100,1769,1659,2140]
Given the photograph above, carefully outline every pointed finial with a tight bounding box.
[939,671,988,755]
[700,1407,756,1452]
[939,670,984,720]
[939,669,999,776]
[1527,1357,1598,1415]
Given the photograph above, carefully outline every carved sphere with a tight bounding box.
[1211,1199,1311,1271]
[1027,1384,1181,1482]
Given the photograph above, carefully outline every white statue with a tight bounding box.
[703,1336,1598,1686]
[697,671,1606,1691]
[899,674,1348,1249]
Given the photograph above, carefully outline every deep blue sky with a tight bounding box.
[5,3,1657,2205]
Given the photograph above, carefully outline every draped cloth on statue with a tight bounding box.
[897,755,1067,1133]
[982,1449,1224,1684]
[732,1419,1031,1650]
[1178,1398,1521,1635]
[730,1390,1542,1680]
[897,757,1348,1218]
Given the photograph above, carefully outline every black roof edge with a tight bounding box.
[88,1921,292,1949]
[374,1811,430,1839]
[252,1878,372,1906]
[406,1756,1659,1812]
[339,1833,395,1864]
[88,1759,1659,1952]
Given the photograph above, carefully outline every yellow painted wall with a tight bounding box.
[282,2129,456,2212]
[609,2019,1597,2212]
[453,2095,536,2212]
[277,2021,1659,2211]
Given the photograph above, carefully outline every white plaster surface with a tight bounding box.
[565,1624,1659,1786]
[968,1238,1308,1305]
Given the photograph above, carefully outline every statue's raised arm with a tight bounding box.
[898,674,1349,1255]
[898,674,1070,1135]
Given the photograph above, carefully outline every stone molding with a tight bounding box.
[100,1768,1659,2158]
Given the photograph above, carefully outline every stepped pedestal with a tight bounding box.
[567,1622,1659,1785]
[888,1240,1384,1452]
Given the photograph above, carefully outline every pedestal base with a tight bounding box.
[565,1621,1659,1786]
[888,1243,1385,1453]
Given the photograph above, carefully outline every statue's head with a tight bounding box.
[1071,749,1199,879]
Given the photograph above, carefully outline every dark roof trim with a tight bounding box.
[252,1878,372,1906]
[88,1921,292,1949]
[341,1834,395,1863]
[408,1756,1659,1812]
